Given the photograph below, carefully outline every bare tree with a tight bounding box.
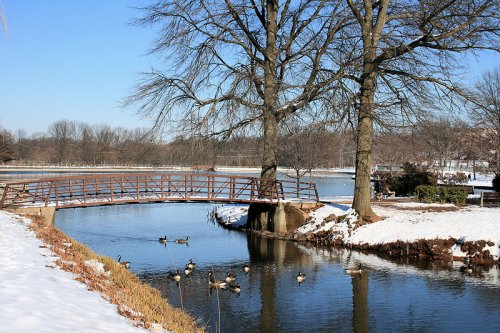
[343,0,499,219]
[48,120,76,164]
[418,117,463,174]
[279,124,329,194]
[77,122,95,164]
[126,0,353,194]
[93,124,116,164]
[469,67,500,172]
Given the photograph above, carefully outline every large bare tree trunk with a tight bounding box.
[261,112,279,181]
[353,73,377,219]
[259,0,279,198]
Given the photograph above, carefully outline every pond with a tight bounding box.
[56,200,500,333]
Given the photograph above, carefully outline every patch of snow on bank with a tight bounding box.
[296,204,352,234]
[0,210,147,333]
[215,205,249,228]
[346,205,500,260]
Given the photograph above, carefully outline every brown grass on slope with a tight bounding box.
[28,214,204,333]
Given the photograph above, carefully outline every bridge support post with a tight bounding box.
[248,202,308,234]
[7,206,56,226]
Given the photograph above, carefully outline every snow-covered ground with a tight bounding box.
[215,202,500,261]
[0,210,151,333]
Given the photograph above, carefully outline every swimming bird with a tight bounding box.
[117,255,130,269]
[242,263,250,274]
[297,272,306,285]
[226,272,237,283]
[186,259,196,270]
[460,264,473,274]
[175,236,189,244]
[229,283,241,296]
[345,264,363,274]
[208,272,227,289]
[167,269,181,282]
[159,235,167,243]
[184,266,193,277]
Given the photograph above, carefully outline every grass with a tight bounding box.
[27,214,204,333]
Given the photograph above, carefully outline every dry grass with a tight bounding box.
[27,214,204,333]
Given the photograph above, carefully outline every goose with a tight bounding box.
[117,255,130,269]
[175,236,189,244]
[460,264,473,274]
[229,283,241,296]
[226,272,237,283]
[167,269,181,282]
[208,272,227,289]
[242,263,250,274]
[184,266,193,276]
[186,259,196,270]
[345,264,363,274]
[297,272,306,284]
[159,235,167,243]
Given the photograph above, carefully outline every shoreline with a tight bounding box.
[214,202,500,266]
[0,209,203,333]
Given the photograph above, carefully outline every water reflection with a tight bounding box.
[56,204,500,333]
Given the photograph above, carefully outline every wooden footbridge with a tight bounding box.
[0,173,318,209]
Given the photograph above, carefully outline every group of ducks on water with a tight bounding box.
[165,259,250,296]
[296,264,365,285]
[115,235,190,269]
[159,235,189,244]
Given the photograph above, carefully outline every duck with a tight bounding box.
[117,255,130,269]
[226,272,237,283]
[242,263,250,274]
[184,266,193,276]
[345,264,363,274]
[208,272,227,289]
[460,264,473,274]
[175,236,189,244]
[159,235,167,243]
[297,272,306,284]
[229,283,241,296]
[167,269,181,282]
[186,259,196,270]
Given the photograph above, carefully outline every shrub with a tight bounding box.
[415,185,467,204]
[493,173,500,192]
[441,172,468,185]
[393,163,437,196]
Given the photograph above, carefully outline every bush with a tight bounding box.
[393,163,437,196]
[441,172,468,185]
[415,185,467,204]
[493,173,500,192]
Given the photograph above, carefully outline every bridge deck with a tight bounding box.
[0,173,318,209]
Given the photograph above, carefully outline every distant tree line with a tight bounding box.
[1,115,497,176]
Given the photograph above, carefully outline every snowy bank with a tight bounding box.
[0,210,149,333]
[215,202,500,262]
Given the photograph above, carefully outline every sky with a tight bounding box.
[0,1,499,137]
[0,0,155,136]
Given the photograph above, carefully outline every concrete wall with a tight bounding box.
[248,202,312,234]
[6,206,56,226]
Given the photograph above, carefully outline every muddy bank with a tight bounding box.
[305,231,499,265]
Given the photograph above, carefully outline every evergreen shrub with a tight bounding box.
[415,185,467,204]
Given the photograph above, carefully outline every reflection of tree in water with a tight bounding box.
[352,273,369,333]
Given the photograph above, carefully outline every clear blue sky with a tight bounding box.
[0,0,155,136]
[0,1,498,136]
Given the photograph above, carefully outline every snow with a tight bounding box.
[0,210,150,333]
[216,201,500,261]
[215,205,249,228]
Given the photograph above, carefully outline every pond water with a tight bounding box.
[56,200,500,333]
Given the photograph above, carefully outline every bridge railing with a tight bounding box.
[0,173,318,209]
